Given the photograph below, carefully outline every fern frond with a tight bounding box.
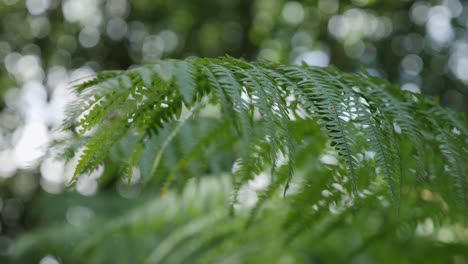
[57,56,467,217]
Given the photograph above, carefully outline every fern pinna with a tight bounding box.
[60,56,467,218]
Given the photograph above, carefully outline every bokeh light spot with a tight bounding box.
[282,2,305,25]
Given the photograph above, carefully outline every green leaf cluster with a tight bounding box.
[11,57,468,263]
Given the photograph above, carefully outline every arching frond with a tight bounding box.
[55,56,467,218]
[11,52,468,262]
